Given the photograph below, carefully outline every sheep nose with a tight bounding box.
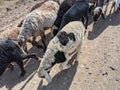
[41,76,45,78]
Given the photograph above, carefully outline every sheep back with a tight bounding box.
[40,21,85,69]
[19,0,59,39]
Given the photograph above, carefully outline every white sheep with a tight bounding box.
[18,0,59,51]
[37,21,85,83]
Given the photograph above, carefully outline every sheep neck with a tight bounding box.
[40,37,60,71]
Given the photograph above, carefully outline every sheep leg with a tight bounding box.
[116,4,120,12]
[15,60,25,76]
[81,17,85,25]
[41,32,46,51]
[24,44,28,53]
[59,51,77,70]
[110,1,115,13]
[104,0,109,16]
[101,13,106,19]
[75,44,82,62]
[27,38,42,48]
[85,16,88,29]
[22,44,28,53]
[21,53,39,60]
[59,61,71,70]
[32,37,43,48]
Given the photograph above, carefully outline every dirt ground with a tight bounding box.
[0,0,120,90]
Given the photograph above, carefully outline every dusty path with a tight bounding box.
[0,0,120,90]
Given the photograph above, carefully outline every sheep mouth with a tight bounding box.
[41,76,45,78]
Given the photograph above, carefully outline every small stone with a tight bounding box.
[115,79,119,81]
[6,7,11,12]
[88,72,92,75]
[109,66,115,71]
[85,67,89,69]
[102,72,108,76]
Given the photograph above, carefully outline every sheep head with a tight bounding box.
[37,67,52,83]
[18,35,27,51]
[93,7,102,23]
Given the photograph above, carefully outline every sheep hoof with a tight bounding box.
[20,71,26,77]
[30,53,39,60]
[59,64,71,70]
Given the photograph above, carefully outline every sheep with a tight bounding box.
[53,0,76,29]
[110,0,120,13]
[0,37,38,77]
[37,21,85,83]
[0,27,21,71]
[93,0,109,23]
[53,0,89,36]
[17,1,59,51]
[17,0,60,27]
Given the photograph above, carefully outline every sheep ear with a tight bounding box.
[45,72,52,83]
[17,19,24,27]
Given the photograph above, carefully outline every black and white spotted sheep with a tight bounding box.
[37,21,85,83]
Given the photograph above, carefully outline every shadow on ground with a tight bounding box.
[87,12,120,40]
[37,62,78,90]
[37,54,78,90]
[0,32,52,90]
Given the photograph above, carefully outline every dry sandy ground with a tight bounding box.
[0,0,120,90]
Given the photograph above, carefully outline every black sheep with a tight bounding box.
[54,0,76,28]
[53,0,89,36]
[0,38,38,77]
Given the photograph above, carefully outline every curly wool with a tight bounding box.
[18,1,59,41]
[38,21,85,78]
